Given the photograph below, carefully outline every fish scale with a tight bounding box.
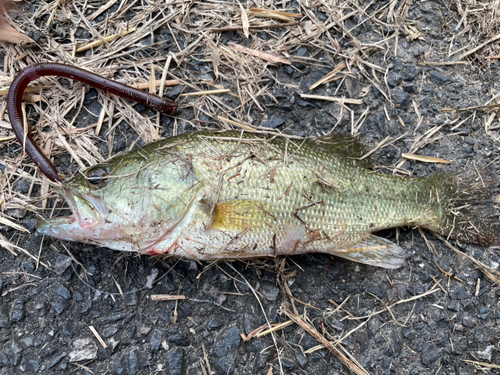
[36,130,500,268]
[166,132,443,259]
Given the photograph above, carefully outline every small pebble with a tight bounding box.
[421,344,440,365]
[129,350,139,375]
[51,298,70,315]
[57,285,72,300]
[10,300,25,323]
[393,88,410,105]
[166,347,185,375]
[214,326,241,357]
[462,316,477,328]
[145,269,159,289]
[150,329,163,353]
[23,261,35,273]
[429,70,452,85]
[208,315,224,331]
[107,338,120,351]
[476,345,495,361]
[10,340,23,366]
[54,254,72,276]
[48,352,67,368]
[450,287,468,300]
[68,338,98,362]
[101,327,118,338]
[0,352,10,366]
[261,283,279,301]
[263,116,284,129]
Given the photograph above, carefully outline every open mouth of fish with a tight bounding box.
[36,186,109,242]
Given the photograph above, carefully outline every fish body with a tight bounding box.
[37,131,500,268]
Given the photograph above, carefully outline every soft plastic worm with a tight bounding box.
[8,63,178,182]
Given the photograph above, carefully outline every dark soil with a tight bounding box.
[1,1,500,375]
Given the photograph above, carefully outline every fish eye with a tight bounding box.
[86,168,108,188]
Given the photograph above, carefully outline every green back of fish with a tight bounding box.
[136,131,445,247]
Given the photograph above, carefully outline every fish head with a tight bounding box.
[36,164,120,244]
[36,149,203,252]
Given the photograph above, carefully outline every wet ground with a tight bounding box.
[1,1,500,374]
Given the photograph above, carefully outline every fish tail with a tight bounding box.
[428,165,500,246]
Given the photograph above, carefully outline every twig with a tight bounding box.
[457,103,500,112]
[418,61,467,66]
[228,42,291,65]
[209,21,300,33]
[309,62,347,90]
[300,94,362,105]
[182,89,230,96]
[89,326,108,348]
[75,28,136,53]
[435,234,500,286]
[461,359,500,369]
[282,304,369,375]
[151,294,186,301]
[401,153,452,164]
[131,79,180,90]
[458,33,500,60]
[256,320,294,337]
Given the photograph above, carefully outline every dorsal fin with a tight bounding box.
[312,134,373,167]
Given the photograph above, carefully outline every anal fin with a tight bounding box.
[329,235,406,269]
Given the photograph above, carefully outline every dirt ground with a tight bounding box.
[1,0,500,374]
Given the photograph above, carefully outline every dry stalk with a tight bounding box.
[435,234,500,287]
[282,303,369,375]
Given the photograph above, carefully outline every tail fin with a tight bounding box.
[438,165,500,247]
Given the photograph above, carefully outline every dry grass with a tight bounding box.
[0,0,407,249]
[449,0,500,60]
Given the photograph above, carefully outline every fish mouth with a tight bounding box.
[36,215,79,240]
[36,186,108,241]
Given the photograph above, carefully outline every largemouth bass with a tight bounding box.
[36,131,500,268]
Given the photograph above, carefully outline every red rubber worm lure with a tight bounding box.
[7,63,178,182]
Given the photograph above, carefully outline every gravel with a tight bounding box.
[68,338,98,362]
[421,344,440,365]
[214,326,241,357]
[262,116,284,129]
[166,347,185,375]
[9,300,25,323]
[150,328,163,353]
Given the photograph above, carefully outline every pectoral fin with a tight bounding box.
[329,235,406,269]
[210,200,268,231]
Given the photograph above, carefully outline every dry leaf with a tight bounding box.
[228,42,290,65]
[0,15,34,45]
[238,1,249,38]
[248,7,301,22]
[302,20,318,36]
[0,214,28,232]
[74,28,136,53]
[402,153,452,164]
[308,62,347,90]
[211,47,219,79]
[360,85,371,97]
[403,25,424,42]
